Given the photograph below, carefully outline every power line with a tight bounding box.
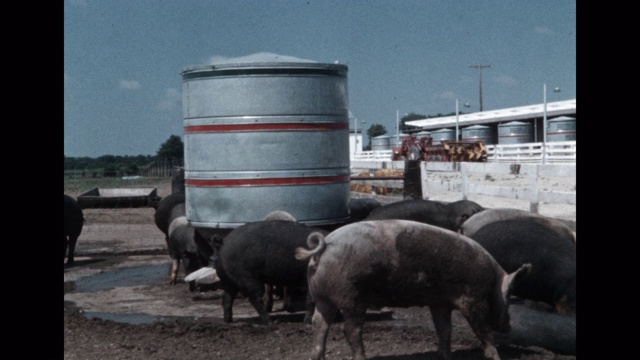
[468,64,490,112]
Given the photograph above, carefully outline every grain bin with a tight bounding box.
[461,125,494,145]
[498,121,534,144]
[430,128,455,145]
[181,59,350,229]
[547,116,576,142]
[393,133,409,147]
[372,135,391,151]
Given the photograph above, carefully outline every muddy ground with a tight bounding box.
[64,179,578,359]
[63,254,576,360]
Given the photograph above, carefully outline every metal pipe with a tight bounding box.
[542,84,547,164]
[354,117,358,156]
[469,64,490,112]
[456,99,460,141]
[396,110,400,145]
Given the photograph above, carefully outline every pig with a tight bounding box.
[262,210,297,312]
[346,197,381,223]
[212,220,329,325]
[64,194,84,266]
[153,192,186,236]
[166,216,207,291]
[468,218,576,315]
[295,220,531,360]
[154,193,206,290]
[493,303,576,355]
[461,208,575,242]
[364,199,484,232]
[262,210,297,222]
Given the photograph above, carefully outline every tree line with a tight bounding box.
[65,111,464,173]
[64,135,184,176]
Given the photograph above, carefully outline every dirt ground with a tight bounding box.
[64,178,577,360]
[64,262,576,360]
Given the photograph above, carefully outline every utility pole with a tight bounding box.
[396,110,400,145]
[455,99,459,141]
[354,117,358,156]
[468,64,490,112]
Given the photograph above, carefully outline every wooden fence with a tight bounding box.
[141,159,184,178]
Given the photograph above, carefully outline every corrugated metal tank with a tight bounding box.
[393,133,409,147]
[415,130,432,144]
[498,121,534,144]
[547,116,576,142]
[459,124,493,145]
[181,60,350,228]
[430,128,455,145]
[372,135,391,151]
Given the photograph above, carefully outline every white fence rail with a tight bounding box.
[352,141,576,164]
[485,141,576,164]
[350,161,576,216]
[352,150,394,161]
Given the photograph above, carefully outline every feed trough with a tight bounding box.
[77,187,160,209]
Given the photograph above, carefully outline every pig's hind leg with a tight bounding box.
[222,286,238,323]
[169,258,180,285]
[263,284,274,312]
[67,235,78,265]
[430,305,454,360]
[310,300,338,360]
[246,281,272,325]
[341,307,367,360]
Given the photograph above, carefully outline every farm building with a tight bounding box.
[405,99,576,144]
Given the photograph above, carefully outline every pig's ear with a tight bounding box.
[212,234,224,248]
[501,263,532,299]
[455,215,468,228]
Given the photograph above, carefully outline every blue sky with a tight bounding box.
[64,0,575,158]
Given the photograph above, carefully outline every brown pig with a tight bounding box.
[295,219,530,360]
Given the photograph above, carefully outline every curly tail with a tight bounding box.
[295,232,327,261]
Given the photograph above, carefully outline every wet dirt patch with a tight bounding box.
[72,264,167,293]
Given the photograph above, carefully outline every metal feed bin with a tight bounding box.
[430,128,455,145]
[181,61,350,228]
[393,133,409,147]
[460,125,494,145]
[547,116,576,142]
[372,135,391,151]
[498,121,534,144]
[462,125,494,145]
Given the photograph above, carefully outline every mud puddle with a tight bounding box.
[82,311,161,325]
[72,264,167,293]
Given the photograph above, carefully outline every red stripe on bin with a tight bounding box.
[184,123,347,133]
[185,175,350,187]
